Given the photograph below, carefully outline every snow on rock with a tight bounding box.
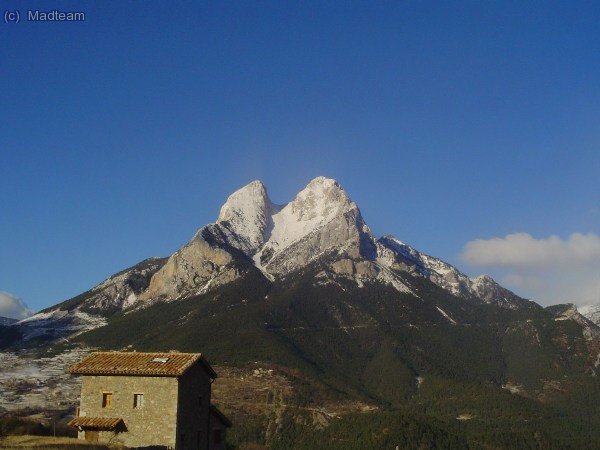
[217,180,281,255]
[256,177,378,275]
[550,304,600,340]
[579,303,600,327]
[17,309,107,343]
[377,236,532,309]
[377,236,472,297]
[263,177,356,254]
[435,306,457,325]
[35,176,539,312]
[470,274,534,310]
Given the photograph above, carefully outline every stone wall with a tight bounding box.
[78,374,179,448]
[176,363,212,450]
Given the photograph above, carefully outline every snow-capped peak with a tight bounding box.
[217,180,269,223]
[251,177,375,274]
[216,180,280,254]
[269,177,356,247]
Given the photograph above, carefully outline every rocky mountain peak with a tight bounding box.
[216,180,278,254]
[254,177,375,274]
[288,177,355,221]
[217,180,270,223]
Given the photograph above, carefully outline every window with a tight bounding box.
[198,395,203,408]
[151,357,169,363]
[133,393,144,408]
[102,392,112,408]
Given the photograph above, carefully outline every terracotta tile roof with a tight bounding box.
[210,405,232,427]
[66,352,217,378]
[68,416,124,431]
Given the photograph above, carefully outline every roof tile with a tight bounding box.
[66,352,216,377]
[68,417,124,430]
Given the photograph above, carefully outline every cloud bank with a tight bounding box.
[0,291,34,320]
[461,232,600,307]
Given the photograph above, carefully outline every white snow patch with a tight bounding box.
[0,348,88,416]
[435,306,457,325]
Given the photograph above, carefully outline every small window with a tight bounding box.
[133,393,144,408]
[102,392,112,408]
[198,395,203,408]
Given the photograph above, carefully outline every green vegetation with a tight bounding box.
[74,263,600,449]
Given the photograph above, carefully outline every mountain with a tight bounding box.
[580,303,600,327]
[15,177,532,327]
[2,177,600,449]
[125,177,529,311]
[5,176,596,361]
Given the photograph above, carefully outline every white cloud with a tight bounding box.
[461,232,600,268]
[0,291,34,320]
[460,232,600,306]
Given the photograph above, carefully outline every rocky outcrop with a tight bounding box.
[140,225,245,301]
[547,304,600,340]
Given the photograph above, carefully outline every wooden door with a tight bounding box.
[85,430,99,442]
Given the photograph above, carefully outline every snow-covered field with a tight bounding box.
[0,348,87,418]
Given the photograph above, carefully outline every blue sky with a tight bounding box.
[1,1,598,315]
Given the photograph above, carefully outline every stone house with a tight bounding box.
[66,351,231,449]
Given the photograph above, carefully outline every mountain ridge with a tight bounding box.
[17,177,575,328]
